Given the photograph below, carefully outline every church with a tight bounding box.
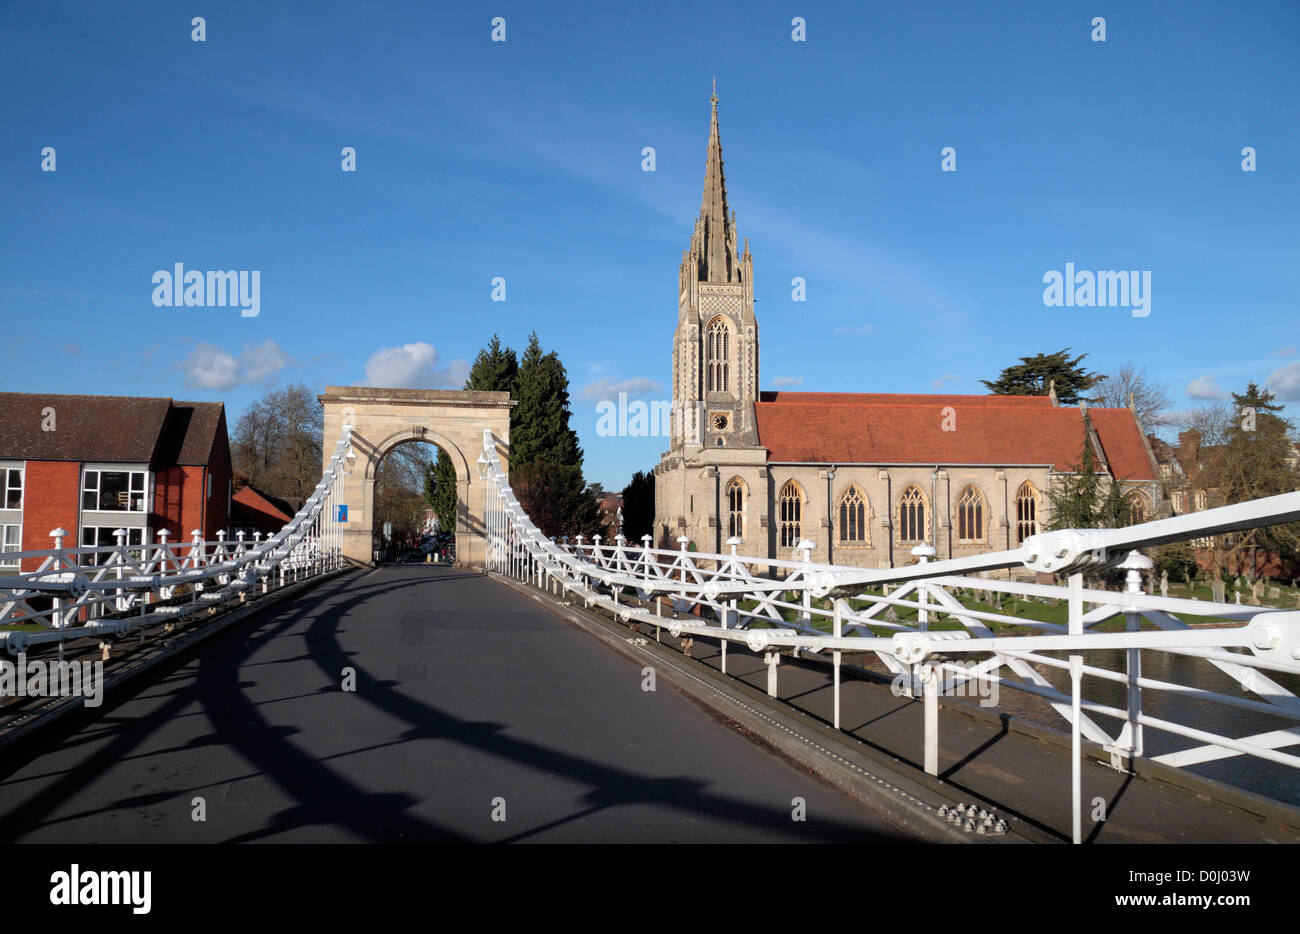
[653,90,1161,570]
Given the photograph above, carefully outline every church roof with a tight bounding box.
[753,393,1157,480]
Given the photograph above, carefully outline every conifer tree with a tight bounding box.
[982,348,1101,404]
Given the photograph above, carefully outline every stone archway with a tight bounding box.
[320,386,512,567]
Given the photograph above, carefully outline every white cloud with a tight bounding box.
[580,376,664,401]
[1185,375,1229,400]
[833,325,878,336]
[1266,362,1300,401]
[364,342,468,389]
[931,372,960,389]
[179,339,291,391]
[1273,345,1296,358]
[771,376,803,388]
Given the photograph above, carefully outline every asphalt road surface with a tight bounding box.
[0,565,906,842]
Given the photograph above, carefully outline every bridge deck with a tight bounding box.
[0,566,902,843]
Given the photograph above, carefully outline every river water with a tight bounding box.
[982,648,1300,808]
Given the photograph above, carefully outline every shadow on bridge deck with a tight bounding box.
[0,565,909,843]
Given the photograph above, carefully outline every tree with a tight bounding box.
[1091,362,1173,429]
[982,349,1101,404]
[1198,382,1300,577]
[1169,402,1234,447]
[1048,422,1130,532]
[509,332,582,470]
[424,447,458,534]
[620,470,656,540]
[510,462,605,540]
[464,334,518,394]
[231,383,323,509]
[373,443,433,552]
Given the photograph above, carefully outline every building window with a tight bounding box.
[80,526,146,565]
[778,480,803,549]
[839,485,868,544]
[956,484,985,542]
[206,473,212,499]
[706,317,730,393]
[1127,491,1148,526]
[1015,481,1038,544]
[1194,489,1207,511]
[727,478,744,539]
[898,484,927,543]
[82,469,147,512]
[3,468,22,510]
[0,524,20,568]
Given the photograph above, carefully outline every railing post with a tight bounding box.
[1119,550,1153,765]
[1070,653,1084,845]
[923,663,939,776]
[797,539,815,627]
[764,651,780,698]
[676,536,690,601]
[50,528,68,629]
[833,599,843,730]
[911,544,936,629]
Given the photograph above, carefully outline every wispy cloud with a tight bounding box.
[581,376,663,401]
[178,339,292,391]
[1266,362,1300,402]
[771,376,803,387]
[1273,345,1296,358]
[833,325,877,336]
[364,342,468,389]
[931,373,960,389]
[1185,375,1229,400]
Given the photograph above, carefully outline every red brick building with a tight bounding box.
[0,393,232,570]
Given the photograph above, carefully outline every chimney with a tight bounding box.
[1178,429,1201,473]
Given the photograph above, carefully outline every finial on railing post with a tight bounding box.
[726,536,741,558]
[677,536,690,551]
[158,529,170,544]
[236,529,246,544]
[113,528,126,549]
[50,528,68,550]
[216,529,226,544]
[642,534,652,548]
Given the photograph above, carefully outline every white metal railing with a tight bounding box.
[0,429,354,654]
[480,428,1300,842]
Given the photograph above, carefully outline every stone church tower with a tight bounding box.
[671,84,760,450]
[657,87,769,552]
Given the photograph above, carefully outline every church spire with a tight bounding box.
[699,78,734,283]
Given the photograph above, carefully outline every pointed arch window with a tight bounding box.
[1015,481,1039,544]
[898,485,927,544]
[727,478,745,539]
[956,485,985,543]
[778,480,804,549]
[839,485,869,544]
[1127,491,1148,526]
[706,317,730,393]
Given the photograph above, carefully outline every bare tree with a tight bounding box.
[1168,402,1234,447]
[231,383,323,509]
[1091,363,1173,430]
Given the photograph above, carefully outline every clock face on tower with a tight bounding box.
[712,413,729,431]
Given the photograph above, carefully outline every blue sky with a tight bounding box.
[2,0,1297,489]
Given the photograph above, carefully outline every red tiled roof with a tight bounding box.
[232,486,293,523]
[1087,408,1159,482]
[753,394,1155,479]
[760,391,1054,408]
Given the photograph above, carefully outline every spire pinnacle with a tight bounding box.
[699,81,733,283]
